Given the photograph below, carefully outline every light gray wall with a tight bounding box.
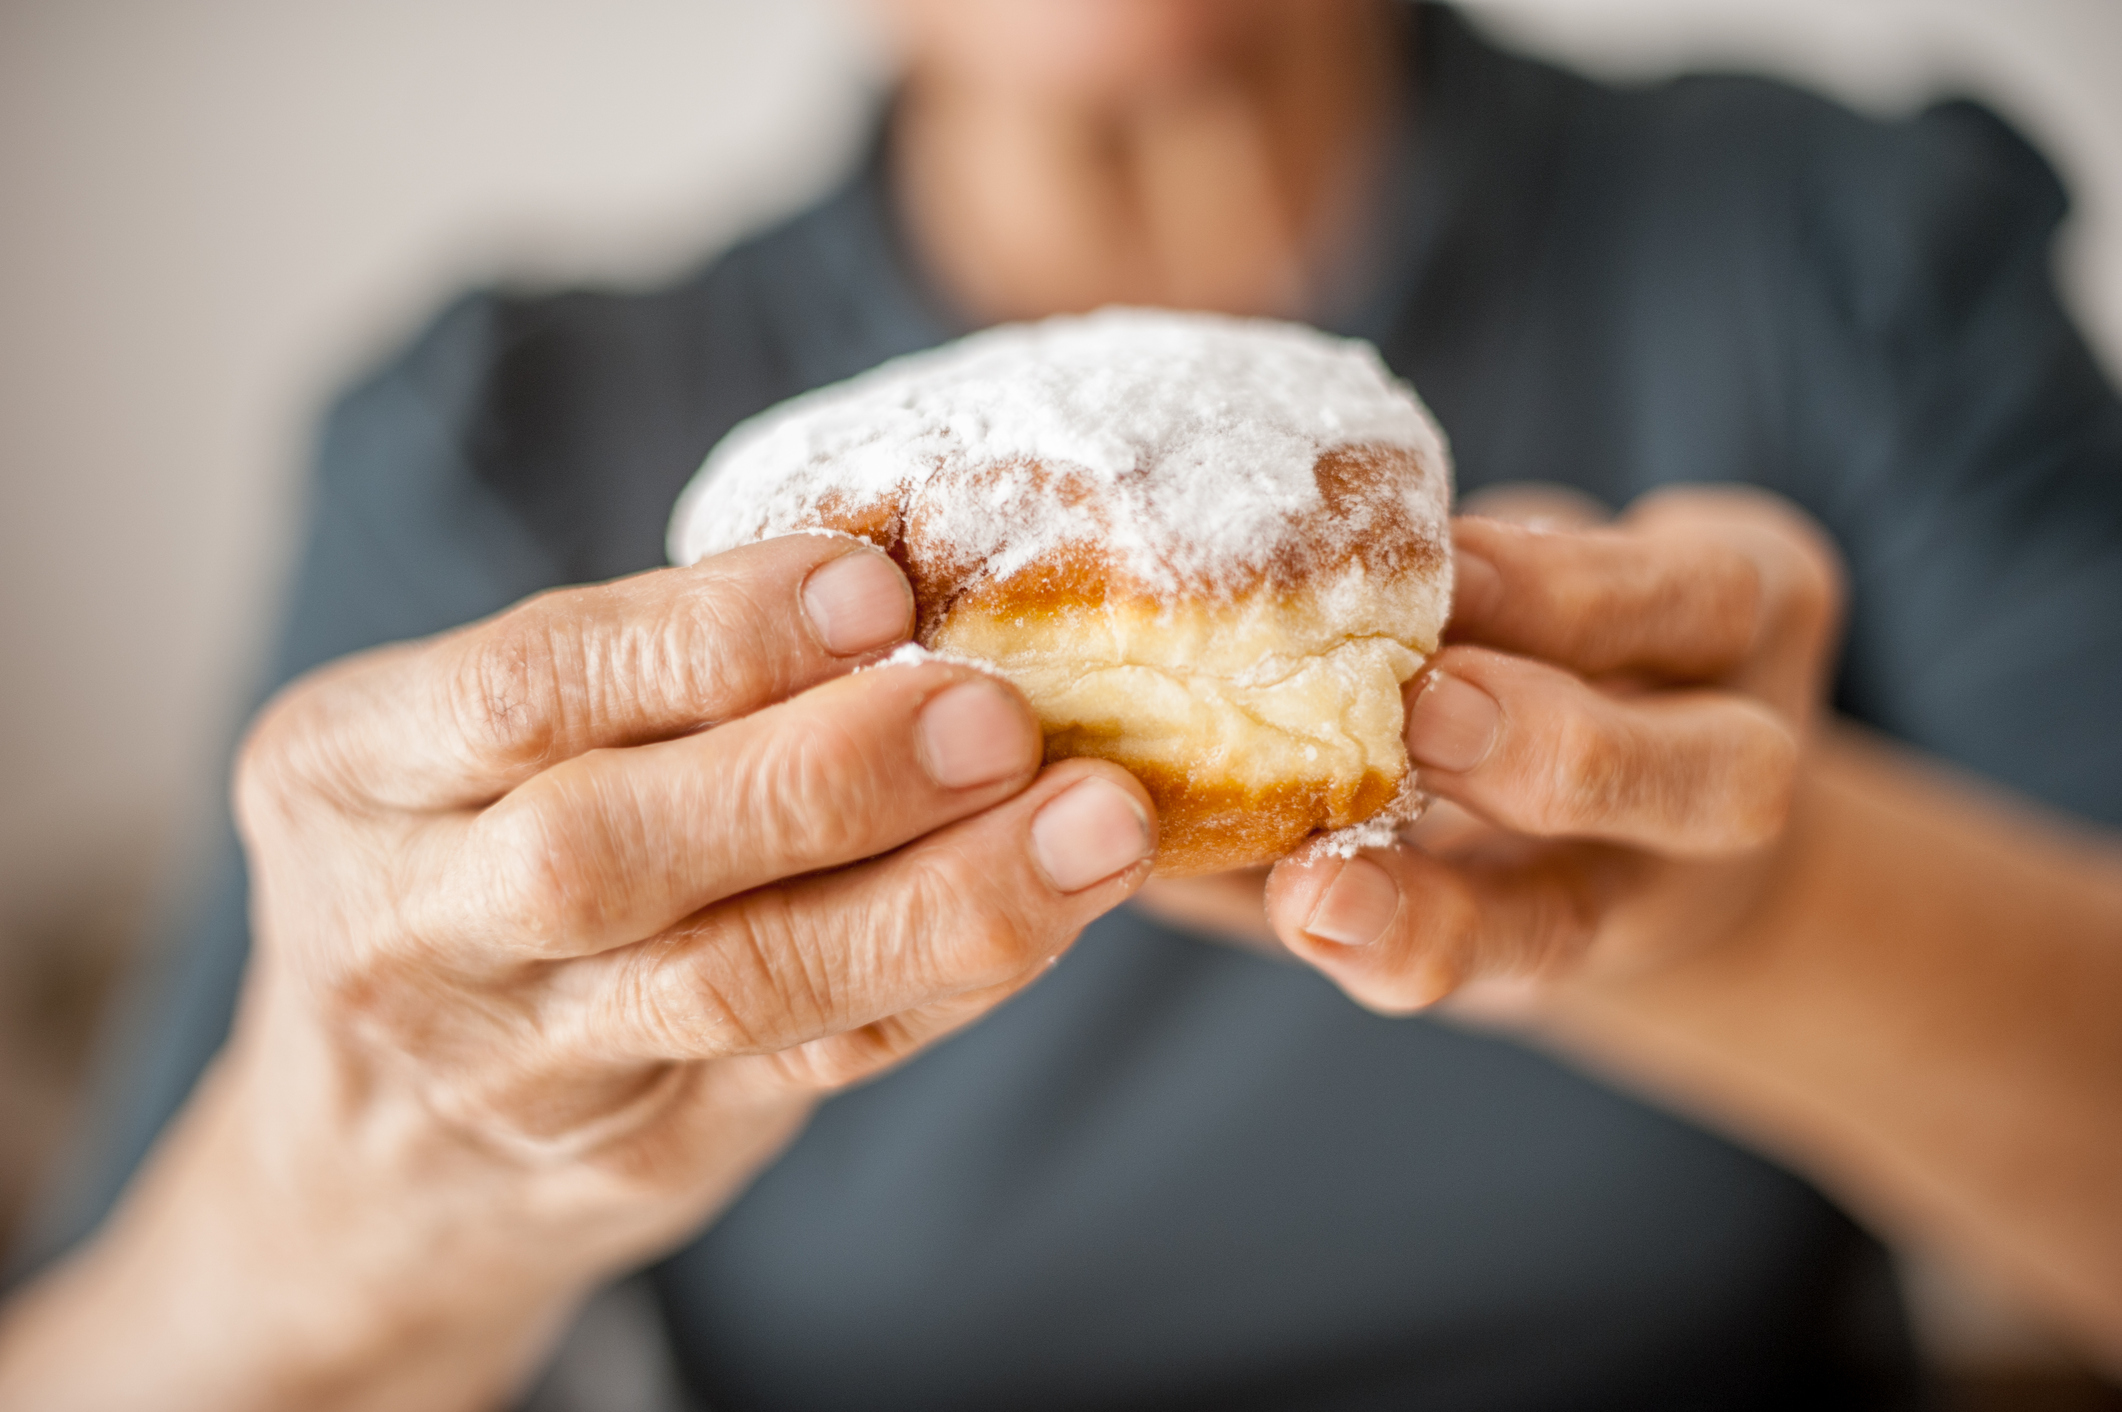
[0,0,878,949]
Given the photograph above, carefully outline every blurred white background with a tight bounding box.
[2,0,2118,1382]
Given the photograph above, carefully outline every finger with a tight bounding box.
[598,963,1052,1181]
[1405,646,1799,857]
[420,661,1044,961]
[251,535,913,812]
[755,967,1050,1094]
[1446,512,1763,680]
[476,966,1055,1165]
[553,759,1158,1065]
[1264,840,1624,1013]
[1448,486,1841,693]
[1625,487,1844,712]
[1458,482,1613,528]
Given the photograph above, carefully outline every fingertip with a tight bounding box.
[1263,848,1375,950]
[1450,547,1505,627]
[1028,762,1158,895]
[1267,847,1470,1013]
[1301,855,1401,948]
[915,677,1042,790]
[800,545,914,657]
[1405,671,1502,774]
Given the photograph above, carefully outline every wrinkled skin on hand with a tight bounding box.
[228,533,1157,1317]
[1138,485,1843,1013]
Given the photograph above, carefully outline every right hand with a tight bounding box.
[27,535,1156,1409]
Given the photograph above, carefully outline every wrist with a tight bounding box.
[0,1032,590,1412]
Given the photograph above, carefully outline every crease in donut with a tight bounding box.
[957,629,1420,802]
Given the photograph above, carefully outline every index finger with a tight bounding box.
[1448,484,1845,689]
[1446,511,1764,681]
[564,759,1159,1067]
[258,534,912,812]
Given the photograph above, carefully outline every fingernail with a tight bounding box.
[917,680,1039,789]
[1406,673,1500,773]
[1453,550,1503,623]
[1304,856,1399,947]
[802,549,911,656]
[1032,777,1153,892]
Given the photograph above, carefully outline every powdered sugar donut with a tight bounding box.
[668,308,1454,875]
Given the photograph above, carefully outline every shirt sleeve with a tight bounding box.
[4,292,570,1282]
[1797,100,2122,827]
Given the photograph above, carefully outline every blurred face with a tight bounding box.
[870,0,1359,105]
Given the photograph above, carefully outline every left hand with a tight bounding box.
[1140,484,1844,1011]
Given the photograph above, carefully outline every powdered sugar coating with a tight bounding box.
[854,641,1007,680]
[667,308,1450,596]
[1298,776,1430,862]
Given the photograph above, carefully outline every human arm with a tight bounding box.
[1533,716,2122,1369]
[1245,496,2122,1369]
[0,535,1157,1411]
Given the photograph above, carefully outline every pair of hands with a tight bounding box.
[219,485,1839,1363]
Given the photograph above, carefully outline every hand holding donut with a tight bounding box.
[8,534,1155,1408]
[1261,486,1843,1008]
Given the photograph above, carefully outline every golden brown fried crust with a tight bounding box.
[811,442,1442,873]
[1048,743,1404,877]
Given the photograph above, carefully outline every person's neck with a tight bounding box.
[892,4,1404,325]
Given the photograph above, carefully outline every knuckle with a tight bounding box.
[1409,881,1483,996]
[1701,545,1767,643]
[905,849,1044,989]
[231,675,395,905]
[1651,487,1846,655]
[478,792,606,951]
[711,891,840,1051]
[779,1023,907,1093]
[1543,561,1599,629]
[1538,709,1633,835]
[611,935,758,1060]
[1778,534,1844,642]
[737,713,875,871]
[669,574,778,716]
[652,561,818,724]
[511,567,798,747]
[233,666,366,825]
[452,572,787,780]
[232,696,305,836]
[1723,712,1801,848]
[1627,536,1761,676]
[1347,881,1480,1016]
[317,945,439,1056]
[451,606,573,774]
[760,907,843,1040]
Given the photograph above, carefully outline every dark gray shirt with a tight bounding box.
[24,7,2122,1408]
